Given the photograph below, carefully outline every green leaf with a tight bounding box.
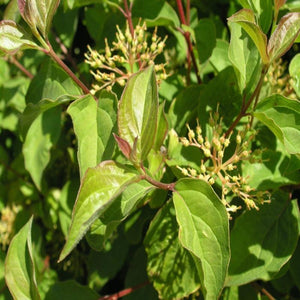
[118,66,158,163]
[227,9,269,65]
[173,179,230,299]
[289,53,300,97]
[25,59,81,105]
[268,12,300,62]
[152,102,168,151]
[23,106,61,189]
[228,22,262,93]
[290,240,300,290]
[195,18,216,63]
[44,280,98,300]
[145,201,201,299]
[19,94,76,140]
[0,20,38,55]
[254,94,300,155]
[58,161,139,262]
[227,191,299,286]
[67,94,116,178]
[132,0,180,27]
[18,0,60,38]
[5,216,41,300]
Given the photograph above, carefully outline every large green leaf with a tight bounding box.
[23,106,61,189]
[67,93,116,178]
[118,66,158,163]
[145,201,201,299]
[25,59,81,105]
[227,9,269,65]
[19,94,76,140]
[254,95,300,155]
[173,179,230,299]
[289,53,300,97]
[195,18,216,63]
[227,191,299,286]
[58,161,139,262]
[18,0,60,38]
[268,12,300,63]
[0,20,38,56]
[228,22,261,94]
[5,216,41,300]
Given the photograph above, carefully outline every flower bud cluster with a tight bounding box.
[177,112,270,217]
[0,204,20,249]
[85,20,168,94]
[264,58,297,99]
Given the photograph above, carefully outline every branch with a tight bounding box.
[45,42,96,100]
[6,56,34,79]
[251,282,276,300]
[98,281,150,300]
[176,0,201,84]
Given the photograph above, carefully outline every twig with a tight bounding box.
[176,0,202,84]
[6,56,34,79]
[45,42,96,100]
[251,282,276,300]
[98,281,150,300]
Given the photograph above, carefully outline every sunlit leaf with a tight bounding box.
[289,53,300,97]
[227,9,269,65]
[18,0,60,38]
[118,66,158,163]
[254,94,300,155]
[0,20,38,56]
[5,216,41,300]
[268,12,300,62]
[67,94,116,178]
[58,161,139,262]
[173,179,230,299]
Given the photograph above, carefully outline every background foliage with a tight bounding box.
[1,0,300,299]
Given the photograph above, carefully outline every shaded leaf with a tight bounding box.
[254,94,300,155]
[58,161,139,262]
[19,94,76,140]
[227,191,299,286]
[195,18,216,63]
[228,9,269,65]
[118,66,158,163]
[152,102,168,151]
[23,106,61,190]
[145,201,201,299]
[173,179,230,299]
[268,12,300,62]
[0,20,38,56]
[5,216,41,300]
[67,94,116,178]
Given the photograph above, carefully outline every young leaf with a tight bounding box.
[226,191,299,286]
[67,94,116,178]
[18,0,60,38]
[173,179,230,299]
[227,9,269,65]
[118,65,158,163]
[0,20,38,56]
[254,94,300,155]
[5,216,41,300]
[145,201,201,299]
[58,161,139,262]
[267,12,300,62]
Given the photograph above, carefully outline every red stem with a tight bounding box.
[98,281,150,300]
[46,43,96,100]
[9,56,34,79]
[176,0,202,84]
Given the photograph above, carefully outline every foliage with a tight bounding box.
[1,0,300,299]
